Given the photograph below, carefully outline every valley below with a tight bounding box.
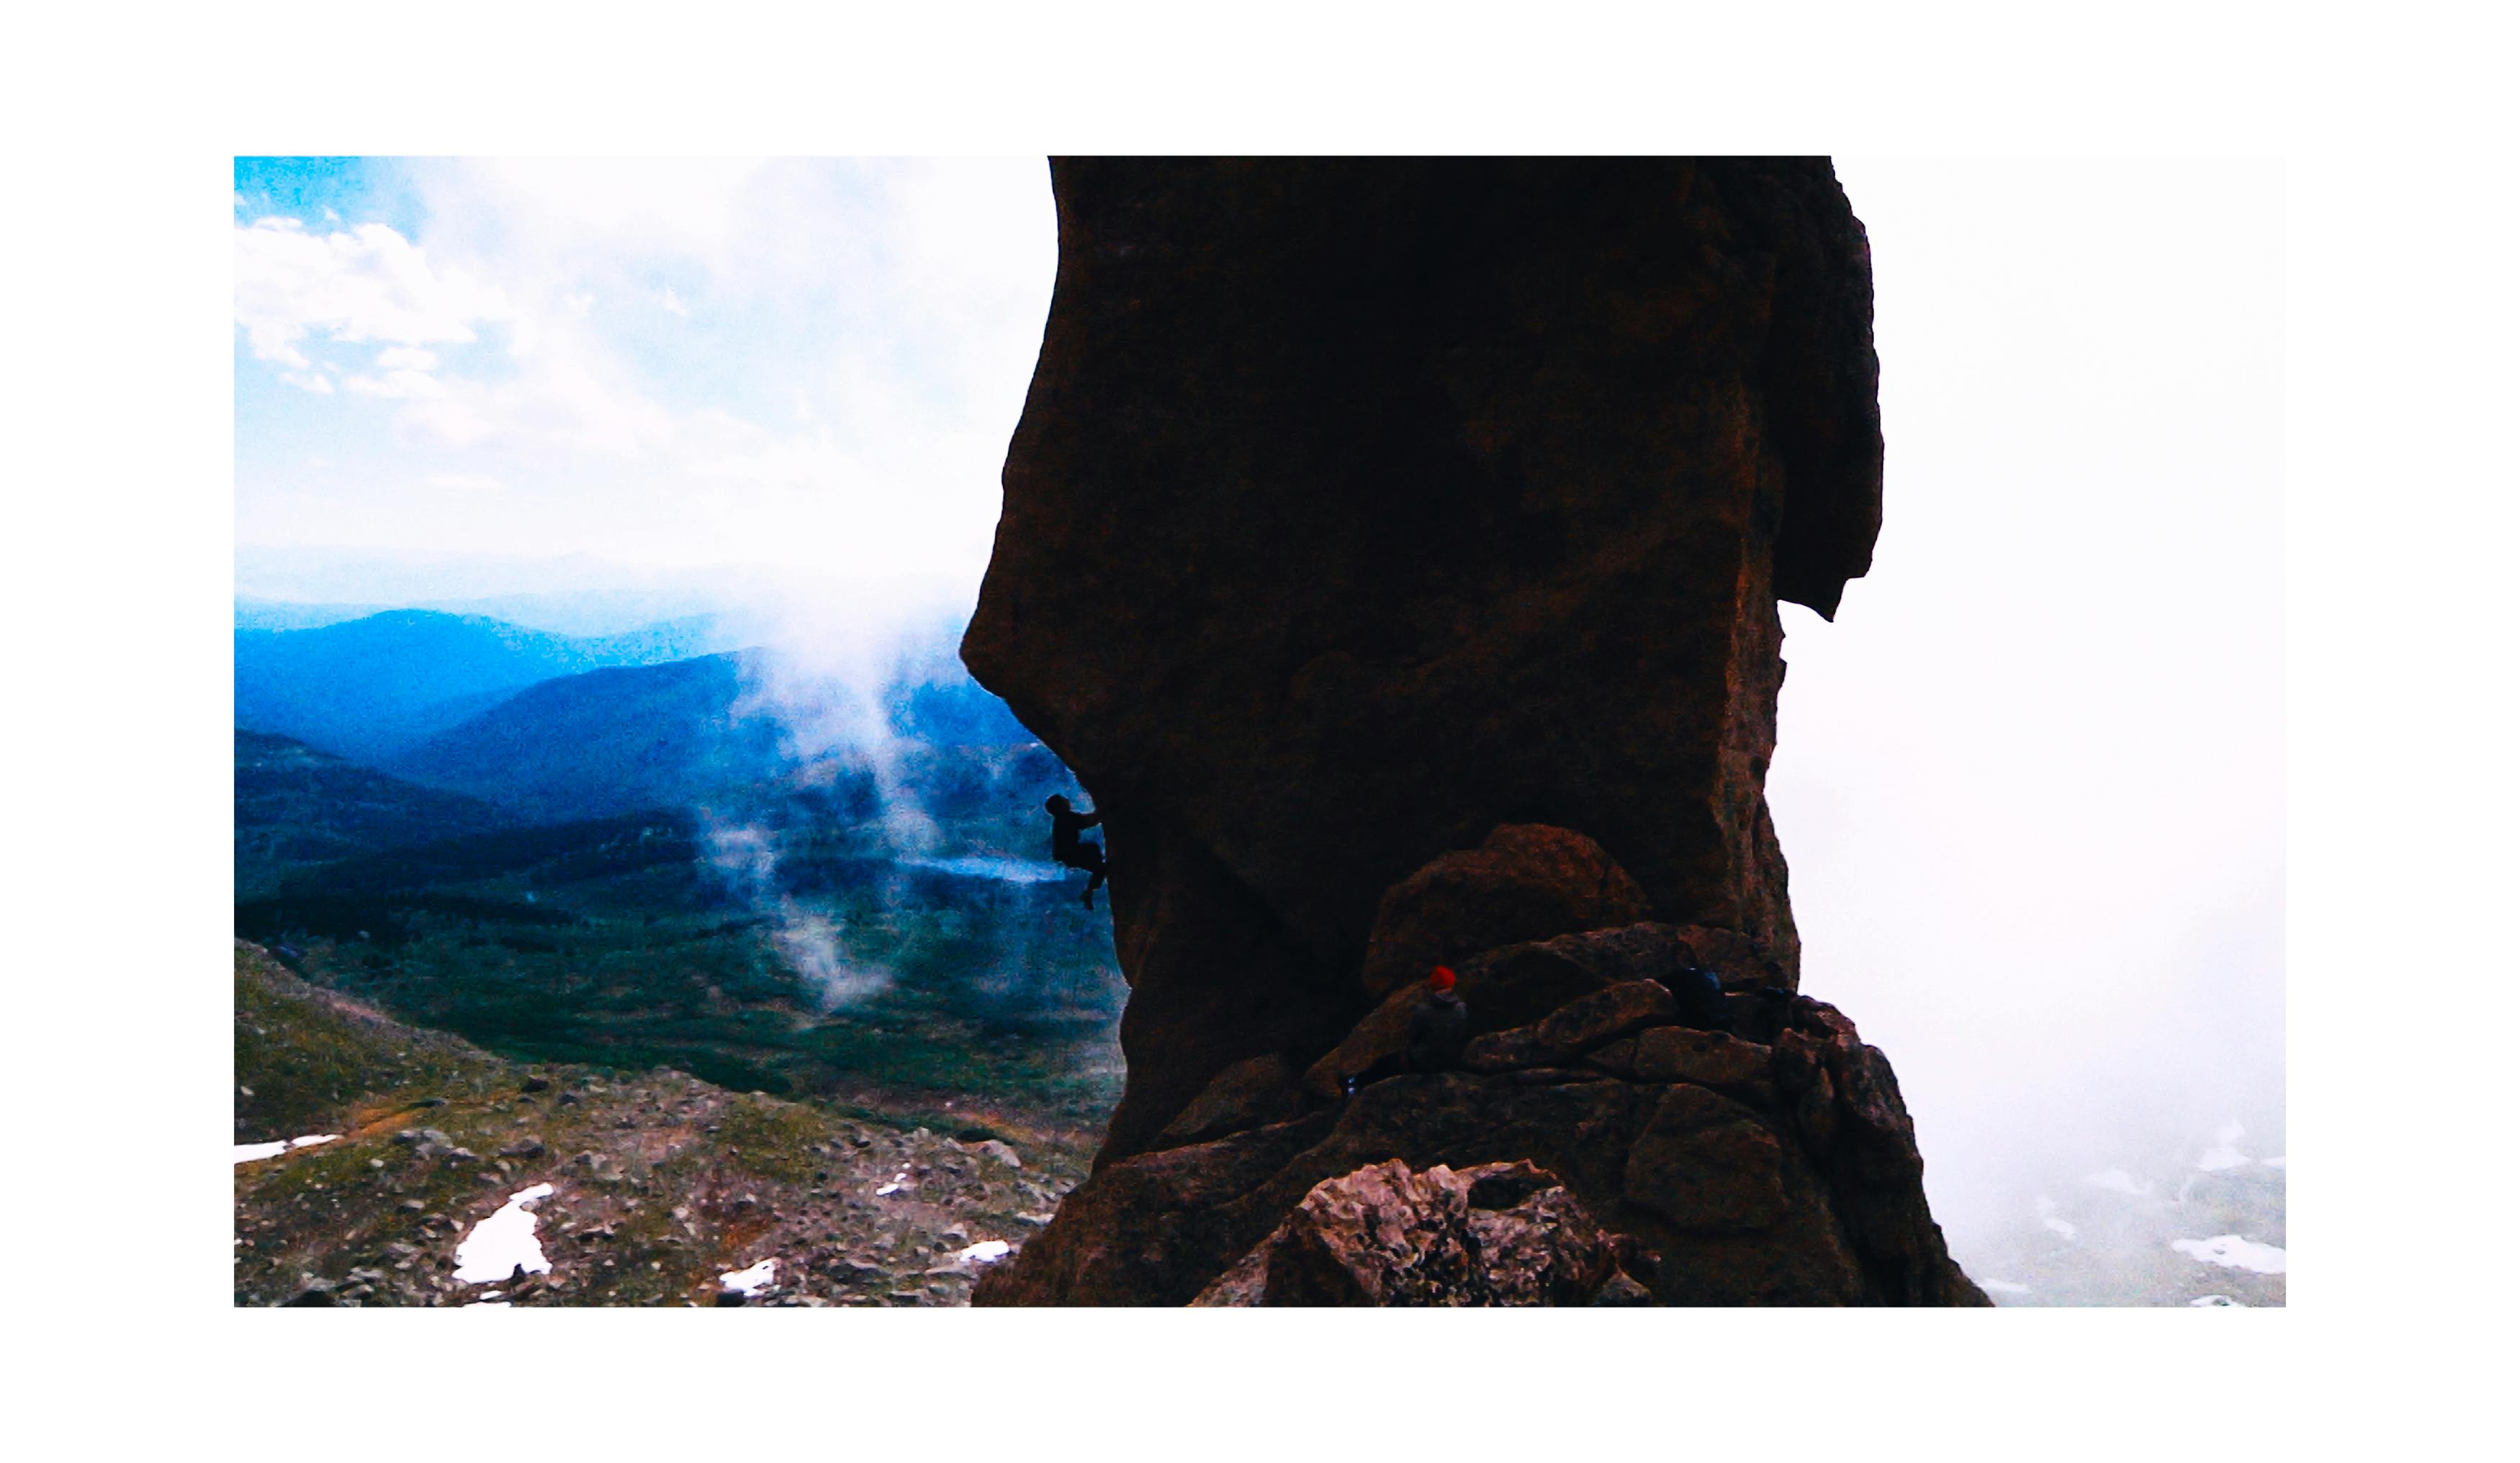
[235,608,1128,1305]
[235,942,1090,1306]
[233,606,2280,1307]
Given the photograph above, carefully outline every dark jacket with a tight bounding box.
[1049,807,1104,867]
[1404,989,1470,1073]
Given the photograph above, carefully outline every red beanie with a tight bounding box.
[1427,965,1457,993]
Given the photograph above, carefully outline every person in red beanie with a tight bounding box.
[1405,964,1470,1073]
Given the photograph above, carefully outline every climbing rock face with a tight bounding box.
[1360,824,1652,1000]
[1155,1053,1304,1148]
[1190,1158,1632,1307]
[958,158,1971,1305]
[963,158,1881,1163]
[973,979,1987,1307]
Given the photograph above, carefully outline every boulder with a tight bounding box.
[1157,1053,1305,1146]
[1192,1158,1624,1306]
[978,1024,1985,1307]
[1302,925,1696,1099]
[1632,1027,1773,1091]
[1359,826,1651,999]
[1301,985,1439,1101]
[1461,981,1680,1072]
[1621,1085,1790,1232]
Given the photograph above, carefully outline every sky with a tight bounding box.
[233,156,2284,1251]
[233,156,1056,618]
[1783,158,2283,1243]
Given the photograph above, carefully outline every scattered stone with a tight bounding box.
[281,1279,336,1307]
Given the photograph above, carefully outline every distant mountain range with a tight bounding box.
[235,593,757,640]
[382,653,787,823]
[235,609,739,764]
[237,606,1040,827]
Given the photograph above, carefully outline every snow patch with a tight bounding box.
[2190,1294,2246,1307]
[454,1183,557,1284]
[875,1171,910,1197]
[2035,1197,2077,1239]
[2172,1234,2286,1274]
[2082,1167,2150,1196]
[2196,1120,2251,1172]
[955,1239,1012,1265]
[1980,1279,2032,1295]
[233,1133,340,1164]
[721,1258,778,1295]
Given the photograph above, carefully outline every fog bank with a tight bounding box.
[1774,158,2283,1256]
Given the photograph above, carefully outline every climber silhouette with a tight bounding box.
[1044,795,1107,909]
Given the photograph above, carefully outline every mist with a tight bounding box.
[695,812,895,1011]
[685,572,1115,1024]
[1773,158,2284,1274]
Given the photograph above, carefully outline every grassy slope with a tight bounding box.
[235,730,515,898]
[235,941,1089,1307]
[235,745,1126,1135]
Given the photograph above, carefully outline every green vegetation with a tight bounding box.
[715,1095,845,1184]
[237,743,1128,1139]
[235,943,1091,1307]
[233,942,505,1140]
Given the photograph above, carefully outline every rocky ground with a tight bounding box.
[235,940,1088,1307]
[976,912,1989,1307]
[1954,1124,2288,1308]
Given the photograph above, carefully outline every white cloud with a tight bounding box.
[427,472,501,492]
[234,216,508,369]
[238,159,1056,583]
[344,368,448,400]
[280,371,335,395]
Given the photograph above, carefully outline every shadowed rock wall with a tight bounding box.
[963,156,1884,1166]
